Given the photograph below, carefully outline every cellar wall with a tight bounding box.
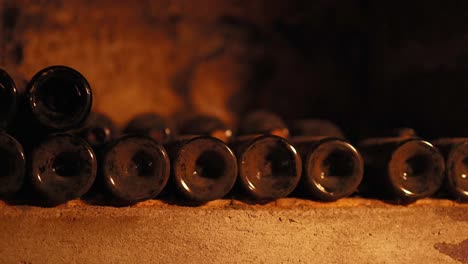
[1,1,468,139]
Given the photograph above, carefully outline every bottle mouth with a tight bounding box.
[52,151,85,178]
[306,140,363,200]
[173,137,237,202]
[195,150,227,180]
[131,150,157,178]
[0,70,17,129]
[29,66,92,130]
[447,141,468,197]
[389,140,445,198]
[31,134,97,203]
[239,136,302,200]
[0,132,25,197]
[103,136,170,202]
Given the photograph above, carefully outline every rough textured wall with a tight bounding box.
[1,0,468,139]
[0,0,363,129]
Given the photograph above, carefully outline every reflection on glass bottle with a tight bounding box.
[0,131,26,198]
[432,138,468,202]
[124,113,173,144]
[29,133,97,205]
[358,132,445,203]
[97,135,170,204]
[165,136,237,203]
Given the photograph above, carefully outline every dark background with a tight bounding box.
[1,0,468,141]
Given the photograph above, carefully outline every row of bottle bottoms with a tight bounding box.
[0,66,466,206]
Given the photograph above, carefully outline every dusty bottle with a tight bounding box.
[291,140,363,201]
[0,131,26,198]
[238,111,290,139]
[97,135,170,204]
[0,69,18,130]
[78,112,119,148]
[165,136,238,203]
[29,133,97,204]
[289,120,363,201]
[431,138,468,202]
[232,135,302,200]
[178,115,233,143]
[358,133,445,203]
[124,113,173,144]
[289,119,345,139]
[25,65,92,130]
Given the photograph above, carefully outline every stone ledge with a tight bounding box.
[0,198,466,263]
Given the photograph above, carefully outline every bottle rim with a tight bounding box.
[28,65,92,130]
[172,135,238,203]
[237,135,302,200]
[388,139,445,199]
[304,138,364,201]
[103,135,171,202]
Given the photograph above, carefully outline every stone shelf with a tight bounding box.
[0,198,467,263]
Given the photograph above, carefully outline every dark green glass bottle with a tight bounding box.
[288,119,363,201]
[178,115,233,143]
[165,136,237,203]
[232,135,302,200]
[78,112,119,148]
[29,133,97,205]
[26,66,92,131]
[291,136,363,201]
[97,135,170,204]
[358,135,445,203]
[124,113,173,144]
[432,138,468,202]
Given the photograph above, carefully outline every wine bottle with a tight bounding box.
[239,111,290,139]
[29,133,97,204]
[291,136,363,201]
[165,136,237,203]
[358,135,445,203]
[232,135,302,200]
[124,113,173,144]
[78,112,119,148]
[98,135,170,204]
[0,131,26,197]
[432,138,468,202]
[178,115,233,143]
[0,68,18,130]
[288,120,363,201]
[289,119,345,139]
[26,65,92,131]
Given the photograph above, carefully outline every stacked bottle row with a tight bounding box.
[0,66,466,206]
